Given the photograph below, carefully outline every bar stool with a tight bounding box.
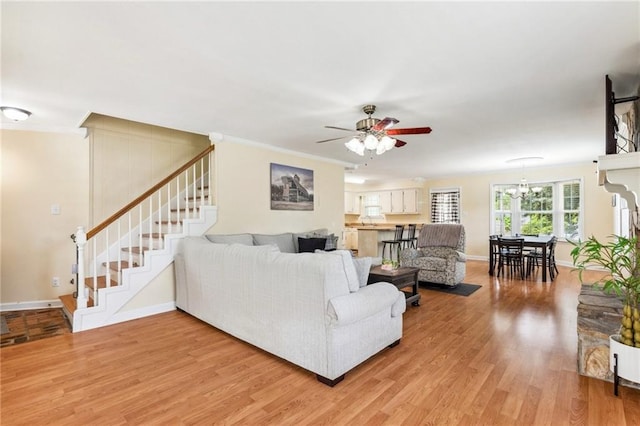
[382,225,404,263]
[399,224,418,249]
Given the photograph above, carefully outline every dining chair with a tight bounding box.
[382,225,405,263]
[525,236,559,280]
[497,237,525,279]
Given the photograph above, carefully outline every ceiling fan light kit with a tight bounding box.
[317,104,432,156]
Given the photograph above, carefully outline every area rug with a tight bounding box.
[0,308,71,348]
[419,282,482,297]
[0,316,8,334]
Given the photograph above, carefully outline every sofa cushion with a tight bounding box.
[205,233,254,245]
[253,233,296,253]
[315,249,360,292]
[298,237,327,253]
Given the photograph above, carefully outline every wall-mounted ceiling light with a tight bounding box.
[1,106,32,121]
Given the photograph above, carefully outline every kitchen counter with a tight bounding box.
[345,223,423,231]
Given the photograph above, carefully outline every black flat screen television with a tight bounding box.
[605,75,617,155]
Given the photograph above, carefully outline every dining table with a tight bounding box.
[488,235,557,282]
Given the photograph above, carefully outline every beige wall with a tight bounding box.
[0,128,346,308]
[124,138,346,312]
[1,129,89,304]
[83,114,210,226]
[348,162,614,265]
[208,138,345,237]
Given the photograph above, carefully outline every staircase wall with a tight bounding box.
[82,113,210,227]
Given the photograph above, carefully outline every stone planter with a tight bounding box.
[609,335,640,395]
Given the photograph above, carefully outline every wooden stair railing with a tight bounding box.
[70,145,214,311]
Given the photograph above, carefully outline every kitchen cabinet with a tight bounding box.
[344,191,361,214]
[380,189,420,214]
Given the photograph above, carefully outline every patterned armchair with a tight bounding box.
[400,224,466,287]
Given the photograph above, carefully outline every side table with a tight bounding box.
[367,265,421,306]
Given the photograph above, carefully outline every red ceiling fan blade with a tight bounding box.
[372,117,399,131]
[394,139,408,148]
[387,127,432,135]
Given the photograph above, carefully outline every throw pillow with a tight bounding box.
[352,257,373,287]
[298,237,327,253]
[324,233,338,251]
[293,228,329,252]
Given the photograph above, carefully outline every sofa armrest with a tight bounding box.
[327,282,402,326]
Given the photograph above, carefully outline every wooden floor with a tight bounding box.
[2,260,639,425]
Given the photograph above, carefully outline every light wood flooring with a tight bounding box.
[1,260,639,425]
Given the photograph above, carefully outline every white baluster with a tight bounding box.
[117,220,121,284]
[176,174,181,233]
[138,205,142,267]
[167,184,171,236]
[93,238,98,305]
[105,228,111,288]
[200,158,205,208]
[75,227,88,309]
[128,213,133,269]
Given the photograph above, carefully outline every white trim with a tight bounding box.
[108,302,176,325]
[0,299,63,312]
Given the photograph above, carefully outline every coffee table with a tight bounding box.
[367,265,421,306]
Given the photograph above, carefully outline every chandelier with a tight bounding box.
[505,178,543,200]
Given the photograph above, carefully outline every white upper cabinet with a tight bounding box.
[379,191,392,213]
[380,189,420,214]
[344,191,361,214]
[402,189,419,213]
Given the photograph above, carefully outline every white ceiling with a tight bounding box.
[2,1,639,183]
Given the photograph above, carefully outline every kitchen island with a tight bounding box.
[345,224,422,258]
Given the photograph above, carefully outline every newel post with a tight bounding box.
[75,226,88,309]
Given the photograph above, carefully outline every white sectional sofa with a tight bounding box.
[174,236,406,386]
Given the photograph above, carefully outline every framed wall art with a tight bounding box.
[270,163,314,211]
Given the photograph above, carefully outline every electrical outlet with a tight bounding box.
[52,277,60,287]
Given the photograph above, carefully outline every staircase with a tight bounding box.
[61,146,216,332]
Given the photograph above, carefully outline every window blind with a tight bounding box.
[430,189,460,224]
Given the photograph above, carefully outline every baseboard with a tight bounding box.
[109,301,177,325]
[0,299,63,312]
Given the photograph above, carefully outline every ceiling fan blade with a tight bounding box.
[315,136,348,144]
[394,139,408,148]
[387,126,432,135]
[372,117,399,131]
[324,125,357,132]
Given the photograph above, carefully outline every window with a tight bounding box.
[430,188,460,223]
[362,193,382,218]
[491,179,582,240]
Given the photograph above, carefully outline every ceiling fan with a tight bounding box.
[316,104,432,155]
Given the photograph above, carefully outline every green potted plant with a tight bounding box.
[570,234,640,387]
